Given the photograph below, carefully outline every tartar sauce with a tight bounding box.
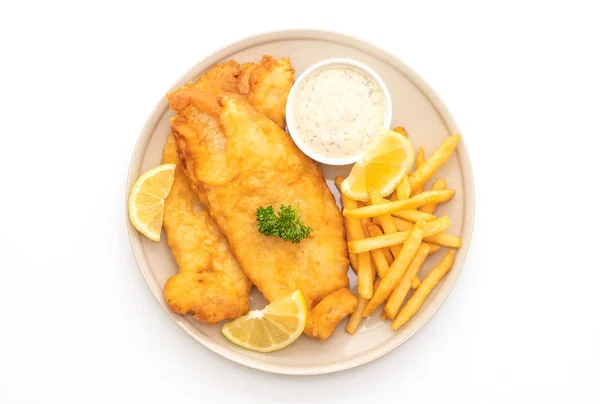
[292,67,385,160]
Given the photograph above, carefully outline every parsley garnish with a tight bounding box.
[256,204,313,243]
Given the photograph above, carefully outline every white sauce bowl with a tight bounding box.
[286,58,393,165]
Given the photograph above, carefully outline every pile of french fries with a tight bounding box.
[336,129,462,334]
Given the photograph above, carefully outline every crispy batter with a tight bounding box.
[161,135,252,324]
[306,289,358,340]
[167,58,355,339]
[200,94,350,307]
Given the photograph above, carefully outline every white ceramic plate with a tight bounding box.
[126,29,475,375]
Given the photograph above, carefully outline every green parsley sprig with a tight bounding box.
[256,204,313,243]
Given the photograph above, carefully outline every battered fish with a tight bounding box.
[167,57,356,339]
[161,135,252,324]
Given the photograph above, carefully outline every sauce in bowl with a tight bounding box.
[287,60,391,164]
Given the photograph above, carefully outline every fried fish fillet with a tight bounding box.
[170,91,356,338]
[167,57,357,339]
[168,56,294,188]
[161,134,252,324]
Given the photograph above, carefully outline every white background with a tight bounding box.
[1,1,599,403]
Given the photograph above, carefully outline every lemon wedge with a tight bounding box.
[341,128,414,201]
[221,290,307,352]
[128,164,176,241]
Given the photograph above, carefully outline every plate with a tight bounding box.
[126,29,475,375]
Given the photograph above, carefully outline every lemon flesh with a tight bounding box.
[341,128,415,201]
[128,164,176,241]
[221,290,307,353]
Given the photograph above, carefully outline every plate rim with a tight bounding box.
[126,28,475,375]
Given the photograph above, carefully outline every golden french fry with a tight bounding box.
[424,232,462,248]
[392,217,415,231]
[392,251,455,330]
[392,209,437,223]
[362,219,426,317]
[384,243,430,319]
[419,179,447,214]
[382,245,394,265]
[357,252,374,299]
[335,176,359,272]
[428,244,441,254]
[369,190,401,257]
[346,279,381,335]
[390,217,458,248]
[335,176,373,298]
[409,135,460,195]
[412,147,426,194]
[396,176,411,200]
[371,211,425,287]
[346,295,369,335]
[393,126,408,137]
[343,190,454,218]
[365,222,391,278]
[348,216,450,254]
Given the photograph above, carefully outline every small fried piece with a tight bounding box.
[392,250,455,330]
[307,288,358,340]
[384,243,430,319]
[409,135,460,195]
[362,219,426,317]
[393,126,408,137]
[419,179,447,214]
[349,216,450,254]
[411,276,421,289]
[343,190,455,218]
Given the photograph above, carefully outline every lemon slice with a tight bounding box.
[341,128,414,201]
[128,164,176,241]
[221,290,307,352]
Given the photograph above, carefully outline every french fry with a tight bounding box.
[362,219,426,317]
[384,243,430,319]
[396,176,411,199]
[392,251,455,330]
[390,217,461,248]
[334,176,359,271]
[365,222,391,278]
[409,135,460,195]
[392,209,437,223]
[419,179,447,214]
[425,232,462,248]
[335,176,373,298]
[428,244,441,254]
[382,245,394,265]
[346,295,369,335]
[357,250,374,299]
[392,217,416,231]
[412,147,426,195]
[393,126,408,137]
[349,216,450,254]
[373,216,426,287]
[369,190,401,257]
[343,190,455,218]
[346,279,380,335]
